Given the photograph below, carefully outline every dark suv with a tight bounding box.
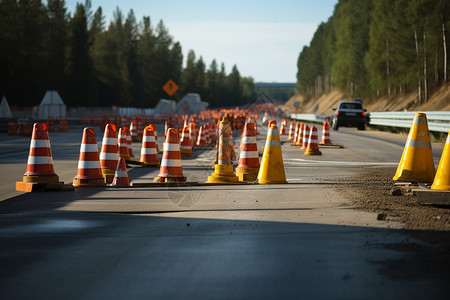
[332,100,367,130]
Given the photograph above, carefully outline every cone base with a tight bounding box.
[206,164,239,183]
[304,149,322,156]
[23,174,59,184]
[120,154,131,160]
[236,167,259,182]
[320,140,332,145]
[153,176,187,183]
[110,179,130,187]
[257,178,288,184]
[73,177,106,187]
[393,170,435,183]
[141,161,160,167]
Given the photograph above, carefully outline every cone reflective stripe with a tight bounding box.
[206,116,239,183]
[320,121,332,145]
[125,126,135,158]
[257,124,287,184]
[140,125,160,166]
[304,126,322,156]
[100,124,119,176]
[288,122,295,140]
[431,132,450,190]
[130,121,138,142]
[111,157,130,187]
[393,113,435,183]
[300,124,309,149]
[118,127,130,160]
[73,127,106,187]
[197,125,207,146]
[155,128,186,182]
[236,123,260,181]
[180,126,193,156]
[22,123,59,183]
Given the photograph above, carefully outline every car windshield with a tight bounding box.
[340,102,362,109]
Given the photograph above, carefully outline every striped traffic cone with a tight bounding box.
[189,122,196,148]
[320,121,332,145]
[125,126,135,158]
[154,128,186,182]
[236,123,260,181]
[100,124,119,183]
[73,127,106,187]
[257,123,287,184]
[196,125,207,146]
[140,125,160,167]
[130,121,138,142]
[21,123,59,184]
[279,121,286,136]
[293,123,300,144]
[300,124,310,149]
[295,124,304,147]
[118,127,130,161]
[206,116,239,183]
[204,123,211,144]
[393,113,435,183]
[110,157,130,187]
[304,126,322,156]
[288,122,295,141]
[180,126,193,157]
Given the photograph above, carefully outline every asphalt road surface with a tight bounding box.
[0,120,447,299]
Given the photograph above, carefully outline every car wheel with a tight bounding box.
[332,121,339,131]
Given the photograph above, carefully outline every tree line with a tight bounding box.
[0,0,255,108]
[297,0,450,103]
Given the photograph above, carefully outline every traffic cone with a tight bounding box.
[118,127,130,161]
[288,122,295,141]
[197,125,207,146]
[393,113,435,183]
[140,125,160,167]
[204,123,211,144]
[293,123,300,144]
[257,123,287,184]
[268,119,277,128]
[73,127,106,187]
[110,157,130,187]
[21,123,59,183]
[130,121,138,142]
[100,124,119,183]
[154,128,186,182]
[125,126,135,158]
[300,124,310,149]
[304,126,322,156]
[295,124,304,146]
[431,131,450,190]
[151,123,160,153]
[320,121,332,145]
[206,116,239,183]
[236,123,260,181]
[189,122,196,148]
[180,126,193,157]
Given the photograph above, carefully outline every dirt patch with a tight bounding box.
[330,166,450,281]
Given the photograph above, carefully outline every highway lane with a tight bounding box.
[0,123,447,298]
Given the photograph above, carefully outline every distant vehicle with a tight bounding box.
[332,100,367,130]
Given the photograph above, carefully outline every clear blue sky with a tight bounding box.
[65,0,338,82]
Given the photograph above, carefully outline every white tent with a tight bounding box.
[175,93,208,115]
[154,99,176,115]
[37,91,66,119]
[0,96,13,118]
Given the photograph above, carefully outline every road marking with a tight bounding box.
[284,158,397,166]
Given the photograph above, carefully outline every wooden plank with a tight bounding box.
[417,190,450,205]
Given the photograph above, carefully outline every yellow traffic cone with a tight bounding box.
[257,124,287,184]
[393,113,435,183]
[431,131,450,190]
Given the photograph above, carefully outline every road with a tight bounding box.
[0,122,447,299]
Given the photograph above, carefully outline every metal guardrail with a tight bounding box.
[290,111,450,133]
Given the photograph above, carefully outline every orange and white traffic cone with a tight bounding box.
[140,125,160,167]
[293,123,300,144]
[110,157,130,187]
[125,126,135,158]
[288,122,295,141]
[154,128,186,182]
[279,121,286,136]
[118,127,130,161]
[236,123,260,181]
[304,126,322,155]
[189,122,196,148]
[320,121,332,145]
[197,125,208,146]
[296,123,304,147]
[19,123,60,184]
[300,124,310,150]
[180,126,193,157]
[130,121,138,142]
[73,127,106,187]
[100,124,119,183]
[206,116,239,183]
[204,123,211,145]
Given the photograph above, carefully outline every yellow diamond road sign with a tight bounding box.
[162,79,179,97]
